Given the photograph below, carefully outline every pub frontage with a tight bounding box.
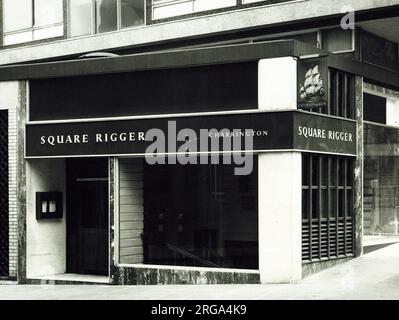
[0,39,398,285]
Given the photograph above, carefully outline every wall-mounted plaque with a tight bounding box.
[298,57,328,111]
[36,192,63,220]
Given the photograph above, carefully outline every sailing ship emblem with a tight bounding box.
[299,64,325,107]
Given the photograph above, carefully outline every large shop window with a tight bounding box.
[363,86,399,244]
[3,0,63,45]
[69,0,144,37]
[118,158,259,270]
[364,124,399,240]
[302,154,355,262]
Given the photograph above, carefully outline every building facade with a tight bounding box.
[0,0,398,285]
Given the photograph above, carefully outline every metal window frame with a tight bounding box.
[67,0,146,38]
[326,68,355,120]
[3,0,64,42]
[302,153,355,263]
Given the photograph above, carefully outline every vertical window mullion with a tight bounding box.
[117,0,121,30]
[350,159,355,252]
[349,75,355,119]
[92,0,96,34]
[344,158,348,256]
[309,154,313,262]
[327,157,331,259]
[327,69,331,115]
[32,0,35,27]
[336,72,340,117]
[343,73,348,118]
[335,157,339,257]
[318,156,322,260]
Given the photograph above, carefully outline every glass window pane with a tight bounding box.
[121,0,144,28]
[302,154,309,186]
[322,28,353,53]
[119,157,259,269]
[3,31,33,45]
[3,0,33,32]
[311,189,318,220]
[322,157,328,186]
[70,0,93,37]
[338,189,344,217]
[321,189,328,219]
[34,0,63,27]
[338,158,345,186]
[364,122,399,238]
[330,157,337,186]
[311,155,318,186]
[96,0,117,33]
[347,160,353,187]
[330,189,337,218]
[302,190,309,220]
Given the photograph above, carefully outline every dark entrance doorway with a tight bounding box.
[66,158,109,276]
[0,111,8,278]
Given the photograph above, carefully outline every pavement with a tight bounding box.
[1,242,399,300]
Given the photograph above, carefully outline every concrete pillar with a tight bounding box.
[257,57,302,283]
[354,76,364,257]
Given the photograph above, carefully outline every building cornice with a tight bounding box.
[0,0,398,65]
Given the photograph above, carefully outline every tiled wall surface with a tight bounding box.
[0,81,20,279]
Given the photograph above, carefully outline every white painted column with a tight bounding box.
[258,152,302,283]
[258,57,302,283]
[258,57,297,111]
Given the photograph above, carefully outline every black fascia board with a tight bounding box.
[0,40,321,81]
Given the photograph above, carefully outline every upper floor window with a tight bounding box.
[69,0,144,37]
[153,0,236,20]
[3,0,63,45]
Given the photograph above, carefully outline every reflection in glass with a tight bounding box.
[140,159,259,269]
[121,0,145,28]
[70,0,92,37]
[96,0,117,33]
[34,0,63,27]
[3,0,33,32]
[364,123,399,237]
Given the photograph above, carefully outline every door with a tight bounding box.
[66,158,109,276]
[0,111,8,278]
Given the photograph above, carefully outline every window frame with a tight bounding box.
[319,27,355,54]
[67,0,146,38]
[2,0,64,46]
[302,153,355,263]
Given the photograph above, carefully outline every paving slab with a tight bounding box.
[0,243,399,300]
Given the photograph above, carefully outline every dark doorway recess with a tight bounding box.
[0,111,8,278]
[66,158,109,276]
